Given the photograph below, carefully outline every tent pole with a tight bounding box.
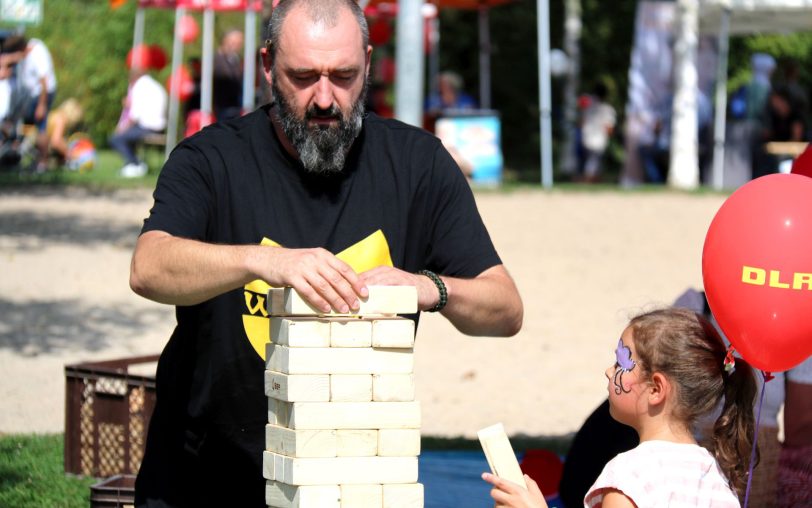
[131,7,146,68]
[394,0,424,127]
[711,8,731,190]
[478,4,491,110]
[201,7,215,127]
[165,7,185,161]
[243,6,257,113]
[538,0,553,188]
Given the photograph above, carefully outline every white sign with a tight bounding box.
[1,0,42,25]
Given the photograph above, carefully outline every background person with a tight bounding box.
[2,34,57,173]
[212,29,244,121]
[109,63,167,178]
[46,98,83,163]
[129,0,522,506]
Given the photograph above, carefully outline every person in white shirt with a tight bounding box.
[2,34,57,172]
[109,65,167,178]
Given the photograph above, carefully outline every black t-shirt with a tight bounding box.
[135,106,501,507]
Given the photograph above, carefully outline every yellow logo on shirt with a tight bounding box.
[241,230,393,359]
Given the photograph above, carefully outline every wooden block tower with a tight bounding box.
[263,286,424,508]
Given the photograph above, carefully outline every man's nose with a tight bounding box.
[313,76,334,110]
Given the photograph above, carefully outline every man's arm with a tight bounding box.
[130,230,368,312]
[359,264,523,337]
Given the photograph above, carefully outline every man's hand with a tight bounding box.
[255,247,368,314]
[481,473,547,508]
[359,266,439,312]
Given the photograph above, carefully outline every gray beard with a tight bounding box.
[272,80,367,175]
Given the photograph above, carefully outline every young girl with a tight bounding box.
[483,308,757,507]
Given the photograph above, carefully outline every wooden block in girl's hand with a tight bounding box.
[266,344,414,375]
[477,423,527,488]
[267,286,418,316]
[265,481,340,508]
[271,317,331,347]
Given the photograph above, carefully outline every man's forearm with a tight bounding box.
[130,230,259,306]
[440,265,523,337]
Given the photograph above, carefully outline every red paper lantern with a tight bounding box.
[369,19,392,46]
[126,44,153,70]
[167,65,195,102]
[148,45,168,71]
[179,14,199,44]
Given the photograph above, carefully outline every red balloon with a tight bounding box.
[179,14,199,44]
[702,173,812,372]
[148,45,168,71]
[126,44,153,70]
[166,65,195,102]
[792,145,812,179]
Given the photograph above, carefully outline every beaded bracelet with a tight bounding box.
[418,269,447,312]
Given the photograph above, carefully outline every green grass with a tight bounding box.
[0,148,164,190]
[0,434,95,508]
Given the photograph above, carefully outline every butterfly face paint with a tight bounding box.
[613,338,637,395]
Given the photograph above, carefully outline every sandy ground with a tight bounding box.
[0,186,727,440]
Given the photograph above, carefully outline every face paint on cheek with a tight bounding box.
[613,337,637,395]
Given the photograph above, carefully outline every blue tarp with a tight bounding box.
[419,450,565,508]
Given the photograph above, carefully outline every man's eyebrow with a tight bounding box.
[286,66,361,74]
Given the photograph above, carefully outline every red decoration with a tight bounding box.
[792,145,812,179]
[702,173,812,372]
[167,65,195,102]
[369,19,392,46]
[148,45,167,70]
[179,14,199,43]
[520,449,563,499]
[126,44,153,70]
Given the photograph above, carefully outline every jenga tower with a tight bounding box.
[263,286,424,508]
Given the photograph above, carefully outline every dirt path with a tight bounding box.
[0,186,726,438]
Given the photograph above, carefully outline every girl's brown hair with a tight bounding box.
[628,308,757,496]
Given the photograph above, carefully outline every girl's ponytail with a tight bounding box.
[711,357,758,497]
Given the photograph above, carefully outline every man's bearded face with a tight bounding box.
[272,74,367,175]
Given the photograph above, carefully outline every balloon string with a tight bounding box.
[743,372,767,507]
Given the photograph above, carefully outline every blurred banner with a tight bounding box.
[1,0,42,24]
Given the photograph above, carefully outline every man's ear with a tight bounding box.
[260,43,273,86]
[648,372,669,406]
[365,45,373,80]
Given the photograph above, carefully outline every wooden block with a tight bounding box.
[266,424,337,458]
[266,481,341,508]
[378,429,421,457]
[330,319,373,347]
[263,450,276,480]
[372,374,415,402]
[340,485,383,508]
[270,453,418,485]
[267,344,414,375]
[269,397,291,426]
[272,317,331,347]
[383,483,424,508]
[371,318,415,348]
[268,286,418,317]
[265,371,331,402]
[477,423,526,488]
[288,401,421,430]
[330,375,373,402]
[336,429,378,457]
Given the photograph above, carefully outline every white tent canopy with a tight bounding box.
[699,0,812,35]
[670,0,812,189]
